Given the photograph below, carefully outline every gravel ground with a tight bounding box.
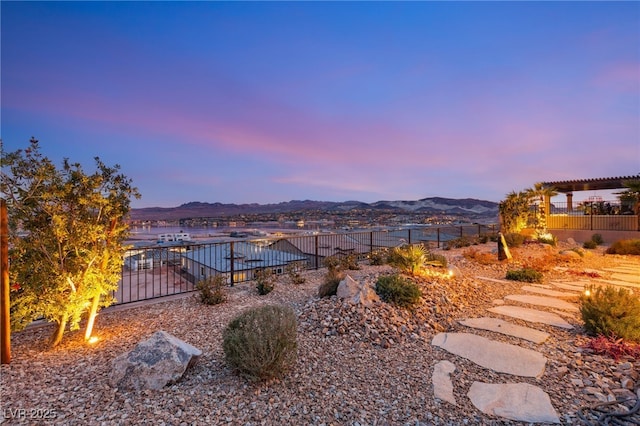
[1,242,639,426]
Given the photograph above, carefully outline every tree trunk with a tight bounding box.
[84,295,100,341]
[50,313,69,347]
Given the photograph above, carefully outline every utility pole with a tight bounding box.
[1,198,11,364]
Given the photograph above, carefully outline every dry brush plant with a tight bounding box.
[580,285,640,342]
[375,274,422,309]
[196,275,228,305]
[254,268,276,295]
[318,256,346,298]
[222,305,298,382]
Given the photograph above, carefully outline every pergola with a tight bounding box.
[541,175,640,212]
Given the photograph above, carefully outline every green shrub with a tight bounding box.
[606,239,640,255]
[443,236,475,250]
[591,233,604,245]
[196,275,228,305]
[340,253,360,270]
[388,244,426,275]
[478,233,499,244]
[536,233,557,246]
[375,274,422,308]
[583,240,598,249]
[503,233,526,248]
[569,247,585,257]
[425,252,448,268]
[223,305,298,381]
[255,268,275,295]
[285,264,306,285]
[580,285,640,342]
[368,248,388,265]
[506,268,543,283]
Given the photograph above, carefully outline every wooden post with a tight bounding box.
[1,198,11,364]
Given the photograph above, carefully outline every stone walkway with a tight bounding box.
[430,260,640,424]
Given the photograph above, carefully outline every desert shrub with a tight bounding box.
[196,275,227,305]
[323,255,342,270]
[318,258,345,298]
[606,239,640,255]
[368,248,388,265]
[536,233,557,246]
[569,247,585,257]
[462,248,496,265]
[591,233,604,245]
[425,252,448,268]
[478,233,499,244]
[503,233,525,248]
[285,264,306,285]
[443,236,475,250]
[375,274,422,308]
[506,268,543,283]
[340,253,360,270]
[255,268,275,295]
[583,240,598,249]
[583,334,640,361]
[388,244,426,275]
[580,285,640,342]
[223,305,298,381]
[522,253,559,273]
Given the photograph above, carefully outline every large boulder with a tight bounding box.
[110,331,202,391]
[336,275,380,307]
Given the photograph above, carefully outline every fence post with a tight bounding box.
[478,224,481,239]
[229,241,235,286]
[369,231,373,255]
[408,229,412,244]
[437,227,440,248]
[314,235,319,270]
[460,226,463,238]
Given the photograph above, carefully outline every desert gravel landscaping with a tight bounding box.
[1,241,639,425]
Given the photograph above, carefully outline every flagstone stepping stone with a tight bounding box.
[592,278,640,289]
[459,317,550,344]
[488,305,574,329]
[549,281,586,292]
[611,273,640,283]
[521,286,578,299]
[431,332,546,378]
[468,382,560,424]
[504,294,579,312]
[476,276,512,285]
[432,360,457,406]
[603,266,640,274]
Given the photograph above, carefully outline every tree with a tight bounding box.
[525,183,558,232]
[498,190,531,234]
[0,138,140,347]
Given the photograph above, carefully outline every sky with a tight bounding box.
[2,1,639,208]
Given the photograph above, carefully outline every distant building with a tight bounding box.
[157,232,191,242]
[125,248,183,270]
[181,241,307,284]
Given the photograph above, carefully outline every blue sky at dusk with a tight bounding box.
[2,1,639,208]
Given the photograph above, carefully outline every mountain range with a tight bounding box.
[129,197,499,221]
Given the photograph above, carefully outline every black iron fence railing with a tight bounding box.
[114,224,499,305]
[538,200,639,232]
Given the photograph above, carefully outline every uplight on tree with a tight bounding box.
[1,138,140,347]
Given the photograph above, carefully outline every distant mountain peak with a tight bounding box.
[130,197,498,221]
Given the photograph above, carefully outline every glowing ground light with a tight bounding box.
[584,289,591,297]
[88,336,100,344]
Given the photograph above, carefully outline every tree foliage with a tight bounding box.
[1,138,140,346]
[498,190,531,234]
[499,183,557,235]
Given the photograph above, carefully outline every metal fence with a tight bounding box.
[113,224,499,305]
[541,200,639,231]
